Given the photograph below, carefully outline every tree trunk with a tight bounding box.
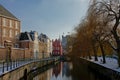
[99,42,106,63]
[92,43,98,61]
[111,18,120,66]
[112,29,120,66]
[88,51,91,59]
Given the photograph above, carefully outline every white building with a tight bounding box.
[30,31,39,59]
[62,35,67,54]
[39,33,52,58]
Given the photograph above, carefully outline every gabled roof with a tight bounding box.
[0,4,18,20]
[39,33,48,39]
[19,32,32,41]
[29,31,35,41]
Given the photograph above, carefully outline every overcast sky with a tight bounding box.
[0,0,90,39]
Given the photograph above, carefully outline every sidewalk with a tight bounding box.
[0,59,37,75]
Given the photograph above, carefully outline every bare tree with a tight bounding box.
[93,0,120,66]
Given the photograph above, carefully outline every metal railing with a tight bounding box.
[0,59,33,73]
[0,56,60,74]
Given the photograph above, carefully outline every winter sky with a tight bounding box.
[0,0,90,39]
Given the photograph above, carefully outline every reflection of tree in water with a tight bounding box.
[71,58,90,80]
[71,58,110,80]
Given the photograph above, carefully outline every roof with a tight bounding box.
[29,31,35,41]
[39,33,48,39]
[0,4,18,20]
[19,32,32,41]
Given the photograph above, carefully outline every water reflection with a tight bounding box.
[52,63,61,78]
[51,62,72,80]
[31,60,110,80]
[33,62,72,80]
[62,62,72,78]
[71,59,110,80]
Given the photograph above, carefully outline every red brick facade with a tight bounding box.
[52,39,62,56]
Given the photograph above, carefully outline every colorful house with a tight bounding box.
[52,39,62,56]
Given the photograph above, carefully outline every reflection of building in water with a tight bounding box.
[52,62,72,79]
[52,62,62,78]
[47,69,52,80]
[62,62,72,77]
[32,62,73,80]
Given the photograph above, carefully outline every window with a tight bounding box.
[9,29,12,37]
[9,20,12,27]
[3,18,6,26]
[15,31,18,36]
[3,28,6,37]
[15,44,19,48]
[15,21,18,29]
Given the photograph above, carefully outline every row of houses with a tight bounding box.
[19,31,52,59]
[0,4,63,61]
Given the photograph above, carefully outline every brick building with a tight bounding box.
[52,39,62,56]
[39,39,47,59]
[19,32,34,58]
[0,4,20,47]
[39,33,52,58]
[19,31,50,59]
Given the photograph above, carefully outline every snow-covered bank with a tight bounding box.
[80,57,120,80]
[84,56,120,73]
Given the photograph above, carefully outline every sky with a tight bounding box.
[0,0,90,39]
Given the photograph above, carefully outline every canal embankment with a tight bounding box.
[0,57,60,80]
[79,57,120,80]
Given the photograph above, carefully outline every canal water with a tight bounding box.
[27,60,110,80]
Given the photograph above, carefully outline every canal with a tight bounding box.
[26,59,110,80]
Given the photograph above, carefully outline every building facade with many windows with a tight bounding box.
[0,4,20,47]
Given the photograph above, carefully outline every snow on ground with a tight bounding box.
[84,56,120,72]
